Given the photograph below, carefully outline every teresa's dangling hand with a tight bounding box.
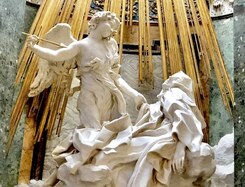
[171,141,186,175]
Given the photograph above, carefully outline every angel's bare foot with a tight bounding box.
[171,141,186,174]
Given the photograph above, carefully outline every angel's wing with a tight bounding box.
[29,23,77,97]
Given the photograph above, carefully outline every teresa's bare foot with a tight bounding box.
[171,141,186,174]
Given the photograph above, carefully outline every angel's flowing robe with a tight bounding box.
[76,44,127,129]
[51,71,207,187]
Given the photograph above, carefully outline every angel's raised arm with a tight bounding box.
[27,35,81,62]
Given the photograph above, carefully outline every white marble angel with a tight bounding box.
[27,11,146,129]
[26,11,215,187]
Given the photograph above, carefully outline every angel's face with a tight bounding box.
[97,21,114,38]
[95,19,119,39]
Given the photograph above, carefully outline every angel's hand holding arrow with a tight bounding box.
[23,32,67,48]
[26,34,39,48]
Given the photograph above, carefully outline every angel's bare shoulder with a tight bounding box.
[74,38,91,50]
[109,38,118,50]
[64,39,88,57]
[110,38,117,45]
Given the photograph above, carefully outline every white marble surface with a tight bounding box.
[37,72,215,187]
[211,131,234,187]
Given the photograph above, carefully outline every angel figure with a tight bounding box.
[27,11,146,129]
[26,11,215,187]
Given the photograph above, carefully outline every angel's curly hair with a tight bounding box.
[88,11,120,33]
